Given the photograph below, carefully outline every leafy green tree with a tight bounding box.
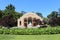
[5,4,15,11]
[0,10,3,19]
[21,11,26,14]
[47,11,58,18]
[58,8,60,17]
[36,12,43,18]
[43,18,48,24]
[0,15,16,28]
[4,4,23,21]
[4,4,15,15]
[0,4,23,27]
[47,11,60,26]
[48,17,60,26]
[13,12,23,21]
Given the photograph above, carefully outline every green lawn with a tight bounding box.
[0,34,60,40]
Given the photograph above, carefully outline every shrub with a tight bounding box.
[48,17,60,26]
[0,29,3,34]
[3,28,10,34]
[0,27,60,35]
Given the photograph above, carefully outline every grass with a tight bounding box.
[0,34,60,40]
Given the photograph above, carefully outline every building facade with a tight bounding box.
[17,12,44,28]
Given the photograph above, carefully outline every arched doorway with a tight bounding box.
[28,17,32,25]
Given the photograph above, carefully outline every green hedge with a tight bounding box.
[0,27,60,35]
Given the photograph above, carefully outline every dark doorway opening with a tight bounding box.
[28,17,32,24]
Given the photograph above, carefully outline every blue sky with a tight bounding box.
[0,0,60,17]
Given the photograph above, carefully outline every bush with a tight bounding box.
[3,28,10,34]
[48,17,60,26]
[0,27,60,35]
[0,29,3,34]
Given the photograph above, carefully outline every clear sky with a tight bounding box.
[0,0,60,17]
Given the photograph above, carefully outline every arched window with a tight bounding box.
[33,23,36,26]
[28,17,32,24]
[24,18,27,22]
[33,18,36,22]
[20,21,21,25]
[24,23,27,27]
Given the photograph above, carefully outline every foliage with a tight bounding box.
[0,15,16,28]
[48,17,60,26]
[43,18,49,24]
[0,27,60,35]
[4,4,23,21]
[0,10,4,19]
[36,12,43,18]
[47,11,58,18]
[47,11,60,26]
[21,11,26,14]
[0,4,23,27]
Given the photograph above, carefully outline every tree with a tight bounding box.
[48,17,60,26]
[47,11,60,26]
[0,15,15,28]
[4,4,15,15]
[21,11,26,14]
[47,11,58,18]
[36,12,43,18]
[58,8,60,17]
[0,4,23,27]
[13,12,23,21]
[6,4,15,11]
[0,10,3,19]
[4,4,23,21]
[43,18,48,24]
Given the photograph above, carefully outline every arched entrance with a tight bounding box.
[28,17,32,25]
[24,17,32,27]
[24,17,42,27]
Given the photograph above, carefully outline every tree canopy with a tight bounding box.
[47,11,58,18]
[0,4,23,27]
[36,12,43,18]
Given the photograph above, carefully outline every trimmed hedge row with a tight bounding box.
[0,27,60,35]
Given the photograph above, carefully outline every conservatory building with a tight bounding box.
[17,12,44,28]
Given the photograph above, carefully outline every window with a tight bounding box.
[24,18,27,22]
[24,23,27,27]
[33,23,37,26]
[20,21,21,25]
[28,17,32,24]
[33,18,36,22]
[39,21,42,25]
